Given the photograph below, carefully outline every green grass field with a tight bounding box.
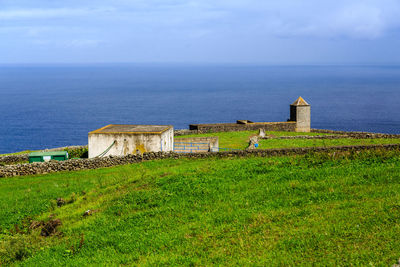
[1,149,400,265]
[176,130,400,150]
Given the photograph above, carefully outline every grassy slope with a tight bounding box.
[1,150,400,265]
[0,150,33,156]
[176,130,400,149]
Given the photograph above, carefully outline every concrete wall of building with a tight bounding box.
[161,128,174,152]
[189,122,296,133]
[174,137,219,153]
[295,106,311,132]
[88,127,174,158]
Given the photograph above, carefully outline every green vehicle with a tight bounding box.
[29,151,69,163]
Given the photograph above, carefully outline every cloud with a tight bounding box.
[65,39,103,47]
[3,1,399,40]
[2,0,400,64]
[247,0,400,39]
[30,39,103,48]
[330,4,385,39]
[0,7,114,20]
[139,0,400,40]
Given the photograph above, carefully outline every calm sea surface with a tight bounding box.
[0,64,399,154]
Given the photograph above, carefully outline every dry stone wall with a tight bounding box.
[189,122,297,133]
[2,144,400,178]
[176,128,400,139]
[311,129,400,138]
[271,134,400,140]
[0,154,29,165]
[274,135,344,139]
[174,129,199,136]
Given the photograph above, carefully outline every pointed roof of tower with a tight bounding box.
[291,96,310,106]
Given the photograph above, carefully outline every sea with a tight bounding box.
[0,64,399,154]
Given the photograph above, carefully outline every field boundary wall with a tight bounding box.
[188,121,297,133]
[1,143,400,178]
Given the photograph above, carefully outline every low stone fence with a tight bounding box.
[174,129,199,136]
[267,134,400,140]
[0,154,29,165]
[189,121,297,133]
[311,129,400,139]
[1,144,400,178]
[175,128,400,139]
[272,135,345,140]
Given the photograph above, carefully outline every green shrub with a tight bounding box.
[64,147,88,159]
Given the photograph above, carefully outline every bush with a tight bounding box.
[64,147,88,159]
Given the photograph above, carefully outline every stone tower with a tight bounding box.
[290,97,311,132]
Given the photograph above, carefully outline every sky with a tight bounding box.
[1,0,400,64]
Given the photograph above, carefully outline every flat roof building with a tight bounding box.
[88,124,174,158]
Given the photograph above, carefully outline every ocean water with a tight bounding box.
[0,64,399,154]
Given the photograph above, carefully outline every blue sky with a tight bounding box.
[1,0,400,64]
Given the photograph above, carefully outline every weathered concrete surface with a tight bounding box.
[94,125,169,133]
[258,129,266,138]
[247,136,259,150]
[88,125,173,158]
[174,137,219,153]
[290,97,311,132]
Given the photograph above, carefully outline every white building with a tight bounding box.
[88,124,174,158]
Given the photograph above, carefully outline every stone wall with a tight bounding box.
[174,129,199,136]
[0,154,29,165]
[311,129,400,139]
[272,134,400,140]
[175,128,400,139]
[2,143,400,178]
[274,135,344,140]
[189,122,297,133]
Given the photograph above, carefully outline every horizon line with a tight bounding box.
[2,61,400,67]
